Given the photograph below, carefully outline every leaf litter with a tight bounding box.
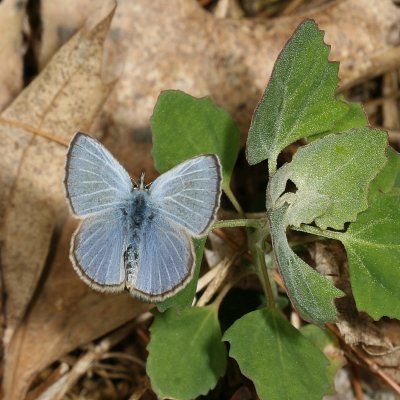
[0,0,400,398]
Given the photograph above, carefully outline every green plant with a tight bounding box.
[146,20,399,400]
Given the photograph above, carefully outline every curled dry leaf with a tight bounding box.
[0,5,146,400]
[0,0,26,111]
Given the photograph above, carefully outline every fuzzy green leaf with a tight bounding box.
[369,147,400,203]
[267,206,343,325]
[308,99,367,143]
[224,308,331,400]
[147,306,227,399]
[269,129,388,230]
[151,90,240,192]
[327,191,400,320]
[155,238,206,312]
[246,20,359,168]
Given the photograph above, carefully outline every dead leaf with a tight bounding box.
[3,220,145,400]
[0,4,148,399]
[0,0,25,111]
[38,0,100,68]
[0,2,114,344]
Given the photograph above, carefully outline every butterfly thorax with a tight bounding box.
[124,190,156,288]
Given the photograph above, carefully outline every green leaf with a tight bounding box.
[369,147,400,203]
[267,206,343,325]
[327,191,400,320]
[147,306,227,399]
[307,99,367,143]
[300,325,344,394]
[224,308,331,400]
[269,129,388,230]
[156,238,206,312]
[246,20,358,169]
[151,90,240,192]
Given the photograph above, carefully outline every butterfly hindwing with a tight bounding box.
[149,155,222,237]
[65,132,133,217]
[71,208,127,291]
[129,213,195,301]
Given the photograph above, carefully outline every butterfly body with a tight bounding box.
[64,132,222,301]
[124,189,155,288]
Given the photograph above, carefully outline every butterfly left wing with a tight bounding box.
[71,209,127,291]
[149,155,222,237]
[128,213,194,301]
[65,132,133,217]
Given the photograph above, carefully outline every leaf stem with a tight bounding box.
[212,218,266,230]
[248,239,276,309]
[268,157,277,177]
[224,186,244,216]
[258,247,276,309]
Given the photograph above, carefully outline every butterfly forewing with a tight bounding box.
[149,155,222,237]
[71,209,127,291]
[65,132,133,217]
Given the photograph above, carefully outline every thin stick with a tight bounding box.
[327,324,400,396]
[224,186,244,216]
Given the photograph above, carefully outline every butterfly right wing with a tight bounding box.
[149,155,222,237]
[71,208,127,291]
[65,132,133,217]
[128,213,195,301]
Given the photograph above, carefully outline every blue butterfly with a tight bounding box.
[64,132,222,301]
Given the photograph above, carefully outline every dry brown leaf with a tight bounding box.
[0,5,147,399]
[0,0,25,111]
[38,0,100,69]
[3,220,145,400]
[0,5,113,344]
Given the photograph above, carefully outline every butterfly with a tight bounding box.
[64,132,222,301]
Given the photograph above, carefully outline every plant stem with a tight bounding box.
[258,246,276,309]
[224,186,244,216]
[248,238,276,309]
[212,218,266,230]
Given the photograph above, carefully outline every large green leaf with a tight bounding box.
[295,150,400,319]
[156,238,206,312]
[269,129,387,230]
[224,308,331,400]
[267,206,343,325]
[308,98,367,143]
[246,20,363,169]
[151,90,240,192]
[326,191,400,320]
[147,306,227,399]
